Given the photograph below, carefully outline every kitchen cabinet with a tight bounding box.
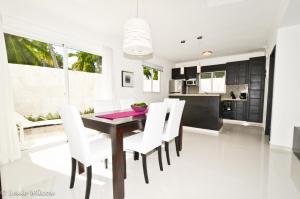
[226,61,249,85]
[184,66,197,79]
[171,68,184,79]
[201,64,226,72]
[221,100,247,121]
[247,57,266,123]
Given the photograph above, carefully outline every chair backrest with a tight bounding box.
[120,98,135,110]
[141,102,167,152]
[59,105,91,165]
[164,100,186,141]
[164,98,179,112]
[94,100,119,113]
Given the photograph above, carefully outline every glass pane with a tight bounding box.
[143,67,152,92]
[201,72,212,79]
[68,48,102,74]
[68,48,102,114]
[152,70,160,92]
[212,71,226,93]
[4,33,63,68]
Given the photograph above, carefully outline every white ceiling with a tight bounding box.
[0,0,287,62]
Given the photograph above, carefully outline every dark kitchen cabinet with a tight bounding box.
[221,100,247,121]
[201,64,226,72]
[247,57,266,123]
[226,61,249,85]
[171,68,184,79]
[184,66,197,79]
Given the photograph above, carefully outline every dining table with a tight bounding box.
[80,110,183,199]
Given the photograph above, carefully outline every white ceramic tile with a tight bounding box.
[1,124,300,199]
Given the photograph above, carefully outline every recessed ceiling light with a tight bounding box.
[202,51,213,57]
[180,40,186,44]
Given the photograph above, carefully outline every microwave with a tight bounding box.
[186,79,197,86]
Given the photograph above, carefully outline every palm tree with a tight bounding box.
[69,51,102,73]
[4,33,63,68]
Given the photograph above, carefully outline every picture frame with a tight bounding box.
[121,71,134,87]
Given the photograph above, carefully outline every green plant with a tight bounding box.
[25,112,61,122]
[143,67,152,80]
[69,51,102,73]
[132,102,147,107]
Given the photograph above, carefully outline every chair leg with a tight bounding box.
[134,151,139,160]
[175,137,180,157]
[142,154,149,184]
[157,146,163,171]
[165,142,171,165]
[85,166,92,199]
[123,151,127,179]
[70,158,76,189]
[104,159,108,169]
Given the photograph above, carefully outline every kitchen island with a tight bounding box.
[169,94,223,131]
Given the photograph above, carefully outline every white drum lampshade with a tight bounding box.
[123,18,153,56]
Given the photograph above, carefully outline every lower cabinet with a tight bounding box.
[221,100,248,121]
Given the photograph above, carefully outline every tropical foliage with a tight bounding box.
[4,33,63,68]
[69,51,102,73]
[4,33,102,73]
[143,66,159,80]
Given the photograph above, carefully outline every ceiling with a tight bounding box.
[0,0,287,62]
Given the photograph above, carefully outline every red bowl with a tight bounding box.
[131,105,148,112]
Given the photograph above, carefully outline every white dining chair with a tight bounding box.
[94,99,119,113]
[163,98,179,112]
[123,102,167,184]
[162,100,185,165]
[59,105,111,199]
[120,98,135,110]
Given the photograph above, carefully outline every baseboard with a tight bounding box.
[223,119,264,127]
[269,143,293,152]
[183,126,220,136]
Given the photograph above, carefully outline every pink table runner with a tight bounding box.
[96,110,148,120]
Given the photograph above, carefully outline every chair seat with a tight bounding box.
[89,137,111,165]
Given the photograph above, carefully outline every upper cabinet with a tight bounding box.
[184,66,197,79]
[226,61,249,85]
[171,68,185,79]
[171,66,197,80]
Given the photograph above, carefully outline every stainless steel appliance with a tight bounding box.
[186,79,197,86]
[169,80,183,93]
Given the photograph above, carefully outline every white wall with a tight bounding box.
[270,24,300,148]
[1,15,173,112]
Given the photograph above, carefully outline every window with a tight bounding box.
[4,33,103,147]
[200,71,226,93]
[143,66,161,93]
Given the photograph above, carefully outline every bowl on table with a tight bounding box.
[131,103,148,112]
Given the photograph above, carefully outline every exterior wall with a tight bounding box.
[9,64,102,116]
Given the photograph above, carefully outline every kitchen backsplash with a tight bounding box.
[222,84,248,99]
[186,85,199,94]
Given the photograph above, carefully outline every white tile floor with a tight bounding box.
[1,124,300,199]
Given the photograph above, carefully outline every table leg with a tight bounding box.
[111,127,125,199]
[179,122,183,151]
[78,162,85,174]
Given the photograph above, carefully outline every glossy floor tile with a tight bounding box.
[1,124,300,199]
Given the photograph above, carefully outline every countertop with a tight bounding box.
[221,98,247,101]
[169,93,220,97]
